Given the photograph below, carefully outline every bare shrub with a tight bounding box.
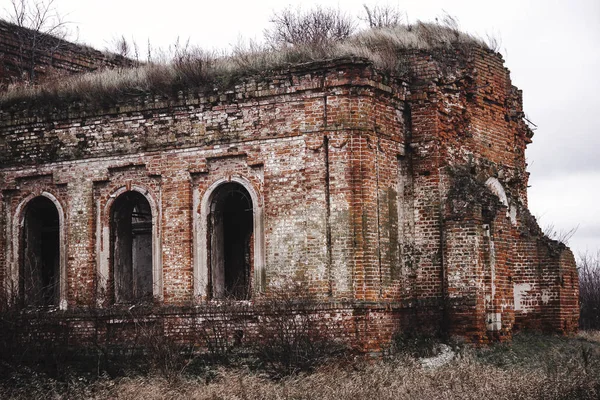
[107,35,141,63]
[4,0,73,82]
[129,315,194,381]
[264,6,356,48]
[193,299,250,364]
[543,222,578,245]
[361,4,403,28]
[0,309,73,382]
[254,284,346,377]
[109,35,132,59]
[579,251,600,330]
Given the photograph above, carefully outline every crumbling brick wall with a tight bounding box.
[0,46,578,349]
[0,19,132,87]
[401,46,579,341]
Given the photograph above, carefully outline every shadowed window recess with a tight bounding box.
[209,183,253,299]
[111,191,153,303]
[20,196,60,306]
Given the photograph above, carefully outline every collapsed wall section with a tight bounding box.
[400,46,578,340]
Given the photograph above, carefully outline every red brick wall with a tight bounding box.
[0,19,132,87]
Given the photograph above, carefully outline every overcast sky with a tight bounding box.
[3,0,598,257]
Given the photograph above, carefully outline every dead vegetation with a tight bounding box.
[5,0,73,82]
[579,251,600,330]
[0,6,492,107]
[360,4,404,29]
[0,332,598,400]
[0,282,597,399]
[264,6,356,47]
[0,284,349,386]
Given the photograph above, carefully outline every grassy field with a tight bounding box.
[1,331,599,400]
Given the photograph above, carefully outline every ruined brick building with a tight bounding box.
[0,20,579,349]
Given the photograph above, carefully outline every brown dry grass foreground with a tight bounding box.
[1,331,599,400]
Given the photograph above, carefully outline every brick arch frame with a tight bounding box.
[96,184,162,304]
[10,191,67,309]
[193,176,265,298]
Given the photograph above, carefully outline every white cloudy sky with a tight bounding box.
[3,0,599,257]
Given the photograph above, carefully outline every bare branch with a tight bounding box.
[542,222,578,245]
[4,0,73,82]
[361,4,403,28]
[578,251,600,329]
[264,6,356,48]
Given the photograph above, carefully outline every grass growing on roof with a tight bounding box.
[0,16,493,108]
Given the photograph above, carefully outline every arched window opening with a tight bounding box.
[209,183,253,299]
[111,191,153,303]
[21,196,60,306]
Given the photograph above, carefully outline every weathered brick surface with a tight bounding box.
[0,46,578,349]
[0,20,132,87]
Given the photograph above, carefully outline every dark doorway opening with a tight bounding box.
[209,183,253,299]
[111,191,153,303]
[21,196,60,307]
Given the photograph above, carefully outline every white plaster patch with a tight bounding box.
[489,238,496,301]
[509,203,517,226]
[485,294,492,308]
[513,283,532,312]
[486,177,516,223]
[541,290,551,305]
[485,177,508,207]
[486,312,502,331]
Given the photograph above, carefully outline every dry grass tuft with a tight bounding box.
[578,330,600,343]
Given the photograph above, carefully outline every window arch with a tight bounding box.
[209,182,253,299]
[195,177,265,299]
[97,186,162,305]
[15,193,66,308]
[110,191,153,303]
